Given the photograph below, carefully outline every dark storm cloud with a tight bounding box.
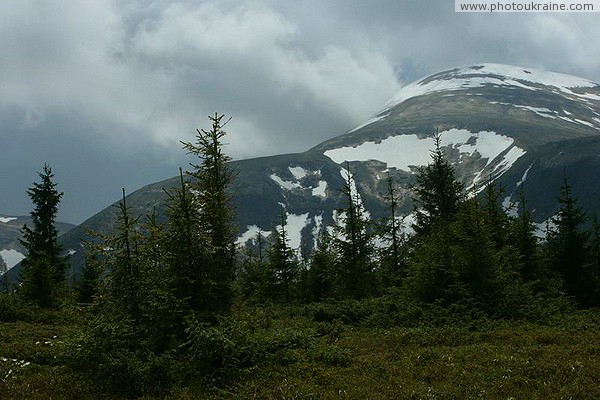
[1,0,599,223]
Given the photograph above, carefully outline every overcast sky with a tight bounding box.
[2,0,600,224]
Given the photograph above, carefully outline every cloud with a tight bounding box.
[118,1,400,148]
[1,0,599,223]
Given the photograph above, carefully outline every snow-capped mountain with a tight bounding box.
[8,63,600,280]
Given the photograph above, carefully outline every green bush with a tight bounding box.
[0,293,59,323]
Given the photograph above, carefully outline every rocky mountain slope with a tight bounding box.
[8,63,600,279]
[0,216,75,274]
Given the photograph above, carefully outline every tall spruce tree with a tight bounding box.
[546,175,590,303]
[378,173,407,287]
[106,189,142,322]
[412,131,463,238]
[182,113,237,316]
[334,163,375,298]
[75,239,102,304]
[306,230,336,301]
[164,169,206,313]
[406,131,462,302]
[509,187,541,282]
[19,164,68,307]
[481,180,510,248]
[267,208,298,302]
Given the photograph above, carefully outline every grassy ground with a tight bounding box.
[1,308,599,399]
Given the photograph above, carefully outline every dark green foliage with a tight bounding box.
[182,113,237,316]
[481,180,510,247]
[304,231,336,301]
[333,163,376,298]
[19,164,68,307]
[582,216,600,305]
[70,114,240,395]
[186,307,349,383]
[163,169,207,317]
[509,187,543,282]
[267,208,299,302]
[378,173,407,288]
[405,138,533,316]
[546,175,592,304]
[237,230,276,303]
[74,243,101,304]
[106,189,143,322]
[588,215,600,277]
[412,132,464,239]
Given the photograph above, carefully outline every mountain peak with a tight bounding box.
[384,63,600,112]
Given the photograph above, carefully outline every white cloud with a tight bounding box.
[1,0,600,223]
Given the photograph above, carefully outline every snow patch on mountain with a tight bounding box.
[492,147,527,177]
[325,129,523,175]
[284,213,310,250]
[270,174,301,190]
[326,135,430,170]
[574,119,596,128]
[339,168,370,218]
[502,196,518,217]
[490,101,558,119]
[312,181,327,198]
[0,249,25,270]
[237,225,271,246]
[517,164,534,187]
[312,214,323,249]
[0,217,17,223]
[289,166,308,180]
[517,106,555,118]
[403,213,417,235]
[535,217,557,238]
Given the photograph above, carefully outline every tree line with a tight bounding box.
[10,122,600,312]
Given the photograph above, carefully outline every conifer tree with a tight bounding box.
[267,208,298,302]
[75,240,102,304]
[106,189,142,321]
[412,131,463,238]
[139,207,186,352]
[406,132,463,303]
[164,169,206,313]
[238,229,274,302]
[306,230,336,301]
[19,164,68,307]
[584,215,600,306]
[378,173,407,287]
[334,163,375,298]
[405,136,531,314]
[182,113,237,315]
[509,187,541,282]
[481,180,510,248]
[547,175,590,303]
